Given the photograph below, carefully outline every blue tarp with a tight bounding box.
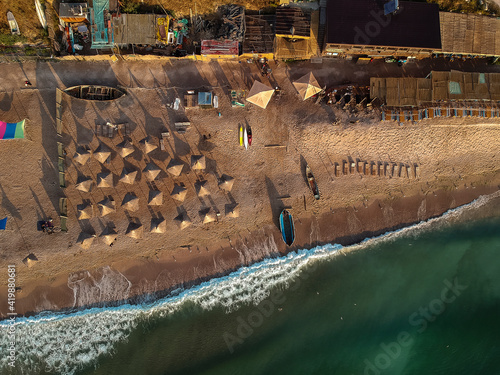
[0,217,7,230]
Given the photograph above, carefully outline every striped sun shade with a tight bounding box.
[0,119,25,139]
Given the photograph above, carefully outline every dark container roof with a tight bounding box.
[325,0,441,49]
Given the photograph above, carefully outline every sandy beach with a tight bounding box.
[0,58,499,317]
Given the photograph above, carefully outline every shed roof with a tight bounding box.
[325,0,441,50]
[113,14,156,45]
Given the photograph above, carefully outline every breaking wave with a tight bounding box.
[0,192,498,375]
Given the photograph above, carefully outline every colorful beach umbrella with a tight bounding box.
[0,120,25,140]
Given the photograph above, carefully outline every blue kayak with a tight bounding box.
[279,209,295,246]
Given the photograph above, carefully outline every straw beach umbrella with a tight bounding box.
[126,222,143,239]
[116,139,135,158]
[94,144,111,163]
[199,208,216,224]
[246,81,275,109]
[74,146,91,165]
[293,72,322,100]
[195,180,210,197]
[150,218,166,233]
[22,253,39,268]
[191,155,206,170]
[97,197,116,216]
[139,136,158,154]
[75,176,93,193]
[121,193,139,212]
[167,159,184,177]
[148,190,163,206]
[119,167,137,185]
[100,227,118,246]
[174,213,191,230]
[96,171,114,188]
[219,174,235,192]
[77,231,95,249]
[170,184,187,202]
[143,162,162,181]
[225,203,240,218]
[77,201,93,220]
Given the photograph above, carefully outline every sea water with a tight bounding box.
[1,192,500,375]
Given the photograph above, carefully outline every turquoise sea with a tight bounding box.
[1,192,500,375]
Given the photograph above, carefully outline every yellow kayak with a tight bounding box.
[239,125,243,146]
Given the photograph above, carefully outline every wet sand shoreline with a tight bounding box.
[4,183,498,319]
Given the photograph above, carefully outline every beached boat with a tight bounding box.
[35,0,47,29]
[279,209,295,246]
[7,11,20,35]
[244,126,248,149]
[239,124,243,146]
[306,165,320,200]
[247,125,252,146]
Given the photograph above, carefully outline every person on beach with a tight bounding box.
[25,80,32,86]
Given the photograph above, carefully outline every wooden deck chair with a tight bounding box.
[60,216,67,232]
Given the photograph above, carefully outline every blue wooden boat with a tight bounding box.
[279,209,295,246]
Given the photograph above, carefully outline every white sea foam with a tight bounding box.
[0,192,498,375]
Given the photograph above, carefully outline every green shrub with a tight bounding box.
[0,34,28,46]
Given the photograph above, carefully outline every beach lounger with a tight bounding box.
[343,160,348,175]
[371,162,376,176]
[350,162,356,174]
[415,165,420,178]
[398,164,402,178]
[384,163,388,177]
[391,163,396,178]
[406,165,411,178]
[60,216,67,232]
[357,161,363,174]
[59,172,66,188]
[378,162,382,176]
[96,124,102,136]
[335,163,340,177]
[58,142,64,157]
[125,123,131,136]
[59,198,67,216]
[363,162,368,175]
[58,157,65,172]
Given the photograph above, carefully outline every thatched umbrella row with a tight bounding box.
[76,201,239,248]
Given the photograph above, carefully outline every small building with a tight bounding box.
[59,3,89,23]
[323,0,441,58]
[198,92,213,108]
[274,6,318,60]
